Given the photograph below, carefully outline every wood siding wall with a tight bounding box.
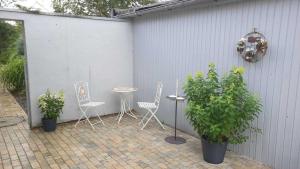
[132,0,300,169]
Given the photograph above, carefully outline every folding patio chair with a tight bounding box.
[74,81,105,130]
[138,82,165,130]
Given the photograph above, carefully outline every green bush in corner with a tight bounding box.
[183,63,262,164]
[184,63,261,144]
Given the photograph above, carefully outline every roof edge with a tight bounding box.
[0,7,128,22]
[112,0,243,18]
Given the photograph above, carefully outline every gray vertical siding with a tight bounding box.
[132,0,300,169]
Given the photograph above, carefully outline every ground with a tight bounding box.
[10,90,27,114]
[0,88,271,169]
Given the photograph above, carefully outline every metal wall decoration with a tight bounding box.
[237,28,268,62]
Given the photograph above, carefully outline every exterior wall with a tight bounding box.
[0,10,133,128]
[132,0,300,169]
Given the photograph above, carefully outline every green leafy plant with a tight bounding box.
[183,64,261,144]
[0,21,21,64]
[0,56,25,91]
[38,90,64,119]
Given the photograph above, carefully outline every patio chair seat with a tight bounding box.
[81,101,104,107]
[137,102,157,109]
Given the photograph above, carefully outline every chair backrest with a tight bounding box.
[154,82,163,107]
[74,81,91,106]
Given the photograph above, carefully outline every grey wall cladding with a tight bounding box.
[132,0,300,169]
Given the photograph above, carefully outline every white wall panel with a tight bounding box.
[0,10,133,128]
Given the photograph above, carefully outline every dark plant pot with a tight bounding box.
[42,118,57,132]
[201,136,228,164]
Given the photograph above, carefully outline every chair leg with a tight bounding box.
[139,110,150,125]
[141,111,155,130]
[97,113,105,126]
[126,110,137,119]
[140,108,165,130]
[76,106,105,129]
[84,114,92,123]
[75,114,84,128]
[85,116,95,130]
[116,112,120,120]
[153,115,165,129]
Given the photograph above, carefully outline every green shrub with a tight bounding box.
[38,89,64,119]
[183,64,262,144]
[0,21,21,64]
[0,56,25,91]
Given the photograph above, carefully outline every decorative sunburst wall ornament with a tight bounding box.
[237,28,268,62]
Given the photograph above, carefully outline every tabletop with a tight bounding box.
[112,87,137,93]
[166,95,185,101]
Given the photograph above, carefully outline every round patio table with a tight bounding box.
[165,95,186,144]
[113,87,137,124]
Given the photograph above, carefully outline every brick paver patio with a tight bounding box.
[0,88,271,169]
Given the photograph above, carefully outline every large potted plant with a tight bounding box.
[183,63,261,164]
[38,89,64,132]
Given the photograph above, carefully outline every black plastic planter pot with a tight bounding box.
[42,118,57,132]
[201,136,228,164]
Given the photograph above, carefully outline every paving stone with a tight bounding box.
[0,88,271,169]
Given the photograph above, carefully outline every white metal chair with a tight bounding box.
[138,82,165,130]
[74,81,105,130]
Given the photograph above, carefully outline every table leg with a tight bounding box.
[164,99,186,144]
[116,96,123,120]
[175,100,177,139]
[118,97,126,124]
[124,93,137,119]
[118,93,137,124]
[126,98,137,119]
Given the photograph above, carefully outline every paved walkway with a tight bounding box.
[0,88,271,169]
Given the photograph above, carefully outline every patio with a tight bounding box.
[0,88,270,169]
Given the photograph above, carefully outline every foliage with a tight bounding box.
[0,21,21,64]
[183,64,262,144]
[0,0,17,7]
[16,36,24,56]
[38,90,64,119]
[0,56,25,91]
[0,20,25,91]
[52,0,156,17]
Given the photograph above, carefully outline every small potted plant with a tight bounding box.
[184,63,261,164]
[38,89,64,132]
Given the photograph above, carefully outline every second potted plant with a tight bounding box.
[38,89,64,132]
[184,64,261,164]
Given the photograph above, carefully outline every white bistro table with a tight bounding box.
[113,87,137,123]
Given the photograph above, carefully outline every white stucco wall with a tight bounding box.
[0,9,133,127]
